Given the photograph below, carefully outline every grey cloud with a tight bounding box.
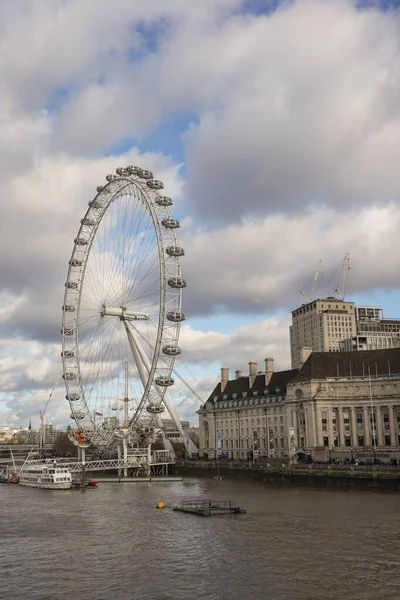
[180,205,400,317]
[183,0,400,223]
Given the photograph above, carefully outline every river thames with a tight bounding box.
[1,478,399,600]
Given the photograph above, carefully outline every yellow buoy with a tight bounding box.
[156,501,166,509]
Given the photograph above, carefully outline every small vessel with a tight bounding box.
[19,464,72,490]
[0,470,9,483]
[9,472,20,484]
[71,479,98,489]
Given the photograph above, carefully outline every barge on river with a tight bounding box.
[173,500,246,517]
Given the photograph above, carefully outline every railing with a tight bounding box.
[18,449,175,473]
[178,500,237,510]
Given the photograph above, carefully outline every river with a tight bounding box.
[1,478,399,600]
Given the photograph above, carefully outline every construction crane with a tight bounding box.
[39,387,55,448]
[300,260,323,305]
[311,260,323,300]
[334,253,350,301]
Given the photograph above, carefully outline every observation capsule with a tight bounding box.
[155,376,174,387]
[69,258,83,267]
[63,372,77,381]
[137,168,154,179]
[96,186,104,192]
[146,403,165,414]
[61,350,75,358]
[66,392,80,401]
[80,218,96,227]
[62,328,74,336]
[70,411,86,420]
[166,311,185,322]
[168,277,186,289]
[65,281,78,290]
[162,218,180,229]
[162,345,181,356]
[88,199,103,209]
[74,238,88,246]
[155,196,173,207]
[105,174,117,182]
[166,246,185,257]
[63,305,76,313]
[147,179,164,190]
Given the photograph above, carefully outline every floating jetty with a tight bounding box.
[173,500,246,517]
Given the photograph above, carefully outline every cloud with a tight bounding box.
[180,316,291,370]
[181,203,400,315]
[183,0,400,222]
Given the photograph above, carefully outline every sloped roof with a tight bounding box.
[294,347,400,382]
[204,368,299,407]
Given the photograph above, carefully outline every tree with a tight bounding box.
[188,430,200,448]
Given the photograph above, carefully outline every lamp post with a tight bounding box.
[237,409,241,461]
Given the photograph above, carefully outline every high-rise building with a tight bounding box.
[340,306,400,352]
[290,298,356,368]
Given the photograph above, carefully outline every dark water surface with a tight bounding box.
[1,478,399,600]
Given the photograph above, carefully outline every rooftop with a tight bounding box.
[294,347,400,382]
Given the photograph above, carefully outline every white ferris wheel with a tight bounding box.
[61,165,186,447]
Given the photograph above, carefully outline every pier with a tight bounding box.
[173,500,246,516]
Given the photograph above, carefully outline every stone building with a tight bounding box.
[198,347,400,460]
[198,358,298,460]
[288,347,400,451]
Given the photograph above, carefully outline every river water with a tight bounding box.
[1,478,399,600]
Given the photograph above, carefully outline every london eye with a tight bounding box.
[61,166,186,448]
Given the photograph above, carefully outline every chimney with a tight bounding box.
[299,346,312,369]
[235,370,242,380]
[248,361,258,387]
[220,367,229,393]
[265,357,274,385]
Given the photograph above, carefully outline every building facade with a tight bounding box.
[198,348,400,460]
[340,306,400,352]
[291,300,400,368]
[290,298,356,368]
[198,359,298,460]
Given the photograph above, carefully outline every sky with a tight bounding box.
[1,0,400,429]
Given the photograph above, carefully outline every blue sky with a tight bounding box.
[1,0,400,428]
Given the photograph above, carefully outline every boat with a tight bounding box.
[19,464,72,490]
[0,470,9,483]
[71,479,98,489]
[9,472,20,484]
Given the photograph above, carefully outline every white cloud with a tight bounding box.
[183,0,400,221]
[181,204,400,315]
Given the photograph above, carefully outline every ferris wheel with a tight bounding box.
[61,166,186,446]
